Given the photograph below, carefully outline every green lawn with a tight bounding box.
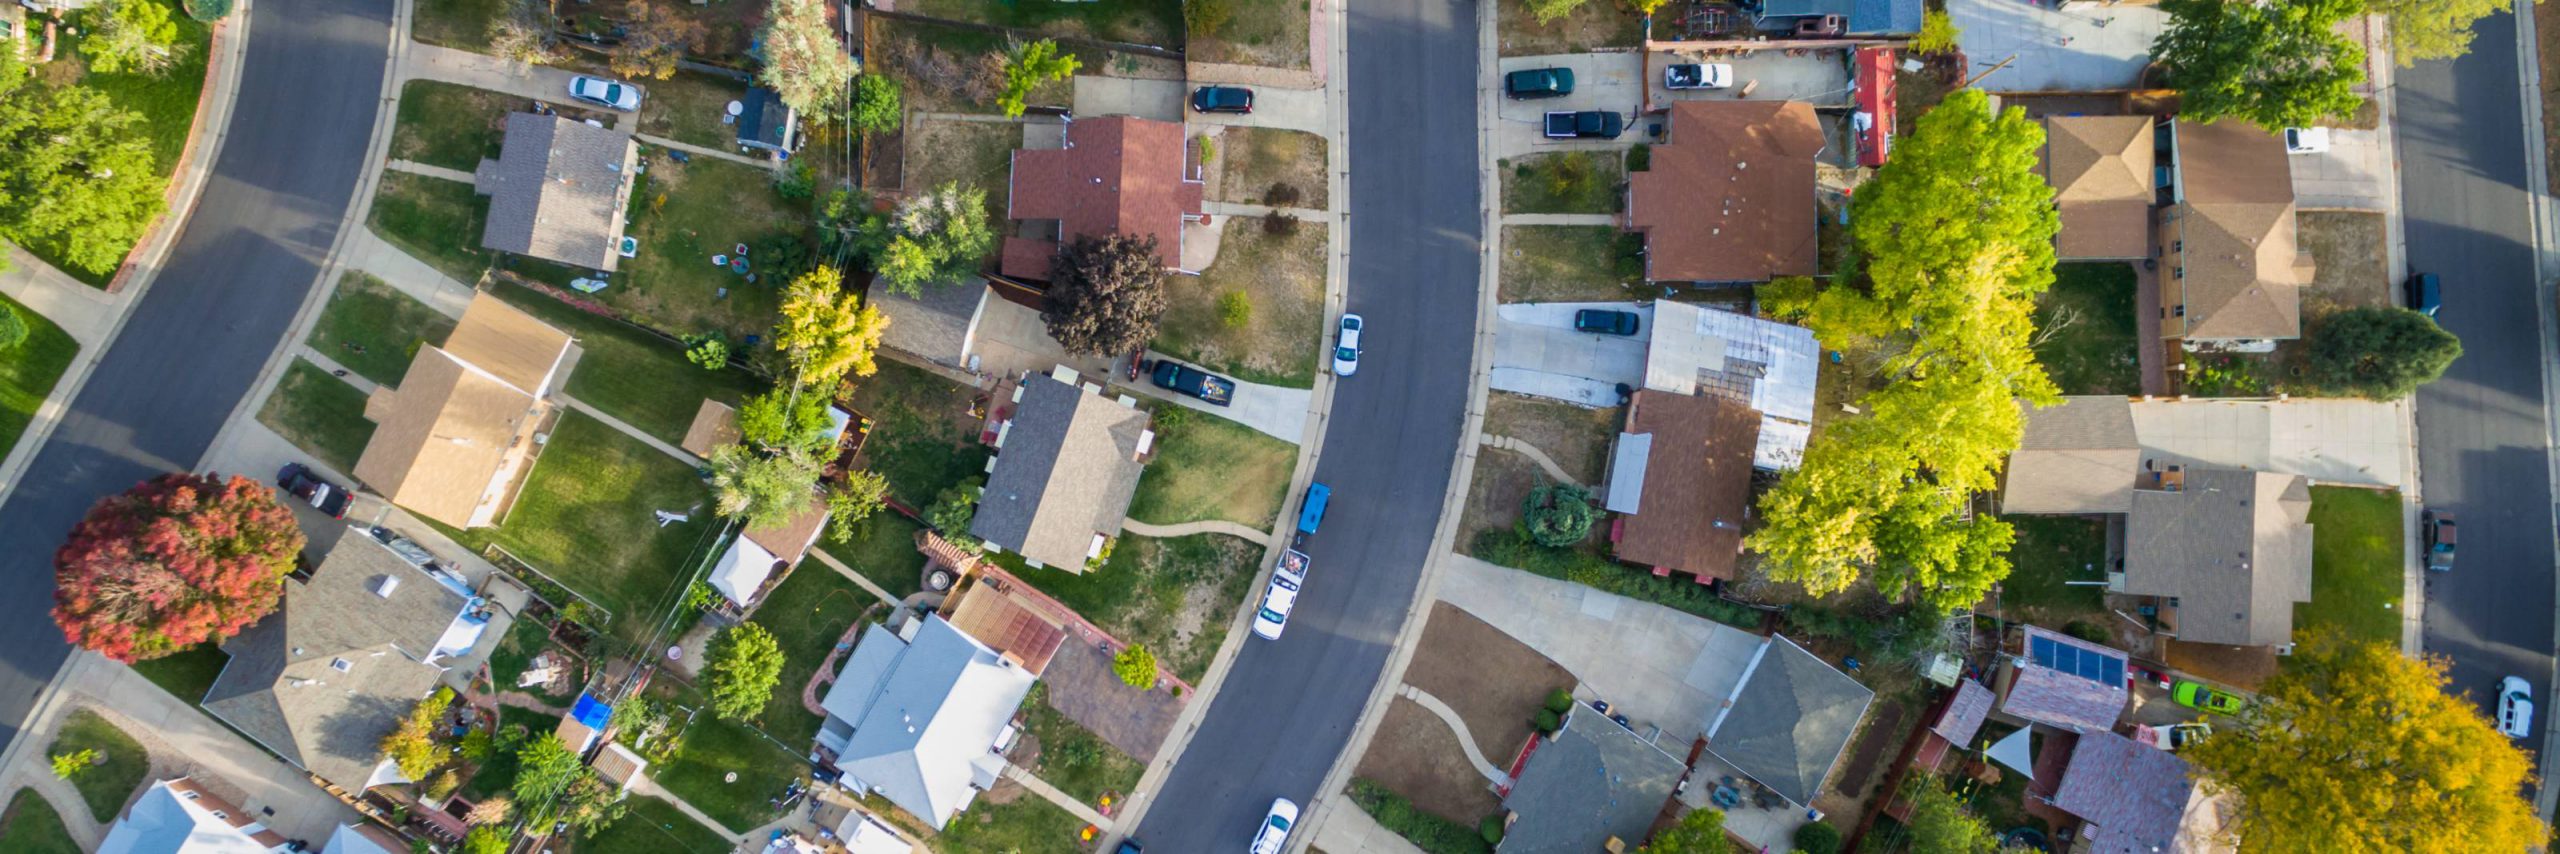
[50,709,150,823]
[571,796,732,854]
[128,643,229,704]
[308,272,457,387]
[0,791,79,854]
[1008,533,1261,683]
[2297,486,2404,647]
[486,615,577,706]
[255,359,378,473]
[488,281,763,446]
[818,513,929,600]
[1999,515,2108,622]
[0,296,79,463]
[1017,685,1142,806]
[1497,225,1644,303]
[636,71,751,151]
[605,154,808,341]
[899,0,1181,46]
[844,360,990,508]
[2035,263,2143,395]
[930,792,1089,853]
[652,700,804,833]
[412,0,512,49]
[369,170,496,284]
[1501,152,1623,215]
[746,565,877,747]
[23,0,211,284]
[390,80,516,171]
[1126,408,1293,529]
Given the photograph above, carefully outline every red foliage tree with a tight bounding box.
[52,473,304,663]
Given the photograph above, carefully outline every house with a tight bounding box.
[1912,678,1995,772]
[971,368,1153,570]
[708,497,833,606]
[2039,116,2156,261]
[736,86,801,156]
[2122,468,2314,648]
[815,615,1037,829]
[871,278,991,370]
[98,778,292,854]
[1997,625,2130,734]
[1498,705,1689,853]
[1624,100,1822,284]
[1703,634,1874,808]
[352,292,577,530]
[1001,116,1205,281]
[1604,390,1760,581]
[2157,120,2313,345]
[473,113,640,272]
[2000,395,2141,514]
[1640,301,1823,470]
[318,823,409,854]
[201,535,489,795]
[2042,729,2239,853]
[1748,0,1923,34]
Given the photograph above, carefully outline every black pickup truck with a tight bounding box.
[1543,110,1624,139]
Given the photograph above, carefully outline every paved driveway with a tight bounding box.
[1644,49,1852,108]
[1134,351,1313,445]
[1947,0,2165,92]
[1488,302,1647,407]
[2292,128,2392,211]
[2128,398,2409,489]
[1073,75,1186,122]
[1179,80,1329,134]
[1494,53,1643,158]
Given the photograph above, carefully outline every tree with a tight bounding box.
[1112,644,1158,688]
[2370,0,2507,65]
[1526,0,1589,25]
[0,50,168,278]
[461,826,510,854]
[510,736,583,810]
[996,39,1080,118]
[2153,0,2366,128]
[757,0,858,117]
[825,471,889,537]
[465,797,513,826]
[1042,232,1170,356]
[1184,0,1233,38]
[1911,10,1960,55]
[0,304,28,351]
[1900,775,2001,853]
[706,624,785,720]
[1640,807,1729,853]
[923,480,984,552]
[775,267,888,387]
[1793,820,1842,854]
[1520,482,1598,547]
[82,0,186,76]
[737,388,834,454]
[381,689,456,780]
[862,182,998,296]
[606,0,703,81]
[52,473,304,663]
[488,0,560,67]
[851,73,904,135]
[708,444,825,529]
[2184,630,2545,852]
[2306,306,2461,400]
[51,749,96,779]
[682,332,729,371]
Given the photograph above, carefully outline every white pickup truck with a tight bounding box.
[1253,549,1310,640]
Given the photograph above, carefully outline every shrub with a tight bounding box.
[1533,708,1561,733]
[423,769,462,801]
[1217,290,1253,329]
[924,479,985,553]
[1263,212,1301,237]
[1625,143,1652,172]
[1196,133,1218,165]
[1543,688,1573,715]
[1545,152,1595,200]
[2065,620,2111,644]
[1479,815,1505,845]
[682,333,729,371]
[1265,182,1304,207]
[1113,644,1159,688]
[50,749,96,779]
[1184,0,1233,38]
[774,161,817,201]
[850,73,904,135]
[1911,10,1960,55]
[1347,779,1492,854]
[1520,482,1599,547]
[1795,820,1844,854]
[0,305,27,352]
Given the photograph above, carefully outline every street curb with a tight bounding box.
[2509,0,2560,822]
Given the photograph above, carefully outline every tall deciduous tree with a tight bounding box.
[707,444,824,529]
[736,388,834,454]
[2185,630,2545,852]
[509,736,583,810]
[82,0,186,76]
[1900,775,2001,853]
[850,73,903,135]
[0,49,167,278]
[2153,0,2366,128]
[757,0,857,117]
[995,39,1079,118]
[1640,807,1729,853]
[2306,306,2461,400]
[52,473,303,662]
[2370,0,2507,65]
[381,689,456,780]
[864,183,998,295]
[607,0,703,81]
[1042,232,1170,356]
[706,623,785,720]
[775,267,888,387]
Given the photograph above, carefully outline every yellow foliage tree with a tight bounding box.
[774,267,889,388]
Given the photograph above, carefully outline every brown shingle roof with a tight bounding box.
[2003,396,2141,514]
[941,575,1067,677]
[475,113,639,272]
[1624,100,1823,283]
[2041,116,2156,260]
[680,400,742,457]
[2163,120,2312,341]
[2123,469,2314,647]
[1003,116,1203,279]
[1609,390,1760,579]
[353,293,574,529]
[745,497,830,565]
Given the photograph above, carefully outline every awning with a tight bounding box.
[711,535,780,605]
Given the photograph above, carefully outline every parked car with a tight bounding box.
[1333,314,1364,376]
[1150,360,1236,406]
[1191,85,1255,114]
[2283,127,2331,154]
[2406,272,2442,317]
[1250,799,1299,854]
[2172,680,2246,716]
[1115,838,1142,854]
[1664,62,1734,90]
[2165,721,2212,750]
[1543,110,1625,139]
[1504,67,1576,99]
[568,76,642,111]
[1253,551,1308,641]
[2423,508,2457,572]
[2130,663,2173,690]
[1574,309,1641,336]
[276,463,352,519]
[2498,676,2535,738]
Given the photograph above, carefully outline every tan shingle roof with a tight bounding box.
[2003,396,2141,514]
[680,400,742,458]
[2122,469,2314,647]
[353,294,575,529]
[1625,100,1823,283]
[2041,117,2156,260]
[2164,121,2312,341]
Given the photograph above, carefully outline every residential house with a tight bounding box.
[870,278,992,371]
[1624,100,1822,285]
[1497,705,1689,853]
[352,292,577,530]
[1702,635,1874,808]
[1747,0,1923,34]
[2039,116,2157,261]
[318,823,409,854]
[474,113,640,272]
[814,615,1037,829]
[708,497,833,606]
[201,536,488,795]
[2123,467,2314,648]
[1640,301,1823,469]
[2000,395,2140,514]
[1911,678,1995,772]
[592,741,650,794]
[98,778,292,854]
[1996,625,2130,734]
[2037,729,2239,853]
[736,86,801,156]
[1001,116,1205,281]
[1604,390,1760,581]
[2157,119,2313,346]
[971,368,1153,570]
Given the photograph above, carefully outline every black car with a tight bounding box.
[1503,67,1575,99]
[1150,361,1236,406]
[1543,110,1625,139]
[1574,309,1641,336]
[2405,272,2441,317]
[277,462,353,519]
[2424,509,2457,572]
[1191,85,1254,114]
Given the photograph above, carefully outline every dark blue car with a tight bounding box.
[1191,85,1254,114]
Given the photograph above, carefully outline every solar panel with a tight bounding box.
[2026,633,2127,688]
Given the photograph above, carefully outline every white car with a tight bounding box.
[2498,676,2534,738]
[1333,313,1364,377]
[569,76,642,111]
[1252,551,1308,640]
[1249,798,1299,854]
[1665,62,1734,90]
[2283,127,2331,154]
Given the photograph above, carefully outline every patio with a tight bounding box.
[1947,0,2166,92]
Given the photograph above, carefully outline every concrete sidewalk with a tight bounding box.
[341,229,477,318]
[0,248,123,345]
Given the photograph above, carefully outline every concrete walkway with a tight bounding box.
[635,132,777,171]
[559,395,704,467]
[1397,685,1511,788]
[629,773,744,839]
[1000,762,1112,829]
[1201,200,1333,221]
[808,548,903,609]
[1119,517,1275,546]
[0,247,122,345]
[1498,212,1616,226]
[1479,433,1583,489]
[402,42,616,111]
[4,762,106,849]
[298,347,380,393]
[385,158,476,183]
[343,229,476,318]
[1303,794,1429,854]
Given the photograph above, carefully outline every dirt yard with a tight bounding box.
[1351,698,1507,824]
[1189,0,1314,69]
[1496,0,1645,56]
[1404,602,1578,762]
[1498,225,1646,303]
[1457,392,1621,549]
[899,114,1023,223]
[2295,210,2391,319]
[1212,127,1329,209]
[1157,217,1329,387]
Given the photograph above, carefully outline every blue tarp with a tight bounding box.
[570,693,612,730]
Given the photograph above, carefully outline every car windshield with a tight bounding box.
[1335,346,1356,360]
[603,83,623,101]
[1259,607,1284,622]
[1269,816,1291,831]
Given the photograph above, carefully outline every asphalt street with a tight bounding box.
[1130,0,1482,848]
[0,0,389,751]
[2400,9,2556,765]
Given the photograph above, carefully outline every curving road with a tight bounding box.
[1131,0,1484,848]
[0,0,390,750]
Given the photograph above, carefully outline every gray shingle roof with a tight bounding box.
[2123,468,2314,646]
[872,277,988,367]
[816,617,1036,829]
[971,373,1150,568]
[1499,710,1688,854]
[1704,635,1874,807]
[2053,729,2200,853]
[2004,396,2141,514]
[475,113,637,272]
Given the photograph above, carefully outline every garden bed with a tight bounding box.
[308,272,458,387]
[1156,217,1328,388]
[0,296,79,462]
[1126,407,1296,529]
[255,359,378,473]
[1497,225,1645,303]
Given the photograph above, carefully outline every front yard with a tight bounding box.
[24,0,212,284]
[412,0,512,50]
[2033,263,2142,396]
[745,564,880,747]
[1155,217,1327,388]
[924,790,1087,853]
[1126,407,1296,529]
[874,18,1127,115]
[0,297,78,462]
[369,170,496,284]
[1498,225,1645,303]
[308,272,458,387]
[1016,683,1144,805]
[256,359,378,474]
[389,80,516,171]
[1496,0,1645,55]
[1501,151,1624,215]
[489,282,762,446]
[605,153,809,341]
[0,791,77,854]
[50,709,149,823]
[2298,485,2403,648]
[1189,0,1313,68]
[1015,533,1262,683]
[129,643,228,703]
[1213,127,1329,209]
[1455,393,1619,549]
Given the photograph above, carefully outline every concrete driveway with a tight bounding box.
[1133,351,1311,444]
[1643,49,1853,108]
[1495,53,1644,158]
[1947,0,2166,92]
[2292,128,2392,211]
[2128,398,2410,488]
[1178,79,1328,134]
[1489,302,1648,407]
[1073,75,1186,122]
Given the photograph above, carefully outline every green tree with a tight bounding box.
[996,39,1080,118]
[1520,482,1598,547]
[2306,306,2461,400]
[510,736,582,809]
[380,689,456,780]
[706,624,785,720]
[851,73,904,135]
[1900,775,2001,853]
[1911,10,1960,55]
[1640,807,1729,853]
[862,182,998,296]
[50,749,96,779]
[0,50,168,278]
[1217,290,1253,329]
[82,0,185,76]
[681,332,728,371]
[757,0,857,116]
[2370,0,2508,65]
[2153,0,2366,128]
[737,388,834,454]
[923,480,984,552]
[825,470,890,537]
[708,444,825,528]
[1112,644,1158,688]
[1042,232,1171,356]
[2185,630,2546,853]
[461,825,510,854]
[1526,0,1589,25]
[1793,820,1843,854]
[0,305,28,351]
[775,266,888,387]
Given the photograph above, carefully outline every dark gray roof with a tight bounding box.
[1499,710,1688,854]
[737,86,797,152]
[202,537,473,793]
[474,113,637,272]
[2004,396,2141,514]
[1704,635,1874,807]
[970,373,1150,568]
[872,277,988,367]
[2123,468,2314,646]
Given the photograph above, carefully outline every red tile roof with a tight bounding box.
[1624,100,1824,283]
[1004,116,1204,279]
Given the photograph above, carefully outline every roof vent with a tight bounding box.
[330,658,353,672]
[373,576,402,598]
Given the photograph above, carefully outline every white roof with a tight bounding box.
[835,813,912,854]
[711,534,780,606]
[816,617,1038,829]
[1641,301,1822,471]
[98,781,284,854]
[320,825,403,854]
[1605,433,1652,513]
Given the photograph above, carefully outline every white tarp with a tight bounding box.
[711,535,779,605]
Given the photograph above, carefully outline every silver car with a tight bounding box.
[569,76,642,111]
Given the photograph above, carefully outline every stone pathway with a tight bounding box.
[1397,685,1511,788]
[635,133,777,171]
[801,621,867,716]
[386,158,477,183]
[1118,517,1275,546]
[1478,433,1584,489]
[999,762,1112,829]
[1498,212,1617,226]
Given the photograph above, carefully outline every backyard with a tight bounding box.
[635,70,753,151]
[1126,408,1296,529]
[605,153,809,341]
[745,564,880,747]
[49,709,150,822]
[898,0,1183,46]
[25,0,211,284]
[1496,0,1644,56]
[1012,533,1262,683]
[1498,225,1645,303]
[485,611,581,707]
[0,297,78,462]
[650,691,807,833]
[0,791,77,854]
[2298,485,2403,647]
[898,113,1022,219]
[1213,127,1329,209]
[2033,263,2142,396]
[1016,684,1145,806]
[308,272,458,387]
[369,171,497,284]
[489,281,763,445]
[1188,0,1313,68]
[1156,218,1328,388]
[873,18,1126,115]
[1996,515,2109,626]
[569,795,731,854]
[389,81,517,171]
[843,359,990,508]
[819,511,932,599]
[1501,151,1624,215]
[255,359,378,474]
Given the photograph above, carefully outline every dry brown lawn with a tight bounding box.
[1498,225,1645,303]
[1457,393,1619,549]
[2295,210,2390,319]
[1404,602,1577,762]
[900,115,1022,230]
[1496,0,1646,56]
[1190,0,1314,69]
[1157,218,1328,387]
[1213,127,1329,209]
[1351,699,1506,824]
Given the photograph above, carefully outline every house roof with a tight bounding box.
[971,373,1151,568]
[1003,116,1203,278]
[710,533,781,607]
[2003,396,2141,514]
[2166,120,2311,340]
[1933,679,1995,747]
[872,277,990,367]
[353,293,573,529]
[202,537,475,793]
[2123,469,2314,646]
[475,113,639,271]
[1625,100,1823,283]
[592,742,649,790]
[2053,730,2204,854]
[100,778,290,854]
[2001,625,2131,733]
[1498,711,1689,854]
[737,86,797,151]
[1641,302,1824,469]
[1757,0,1923,33]
[941,575,1068,677]
[320,822,409,854]
[818,617,1037,829]
[2041,116,2155,260]
[1608,390,1760,579]
[746,496,832,566]
[680,400,742,457]
[1704,635,1875,807]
